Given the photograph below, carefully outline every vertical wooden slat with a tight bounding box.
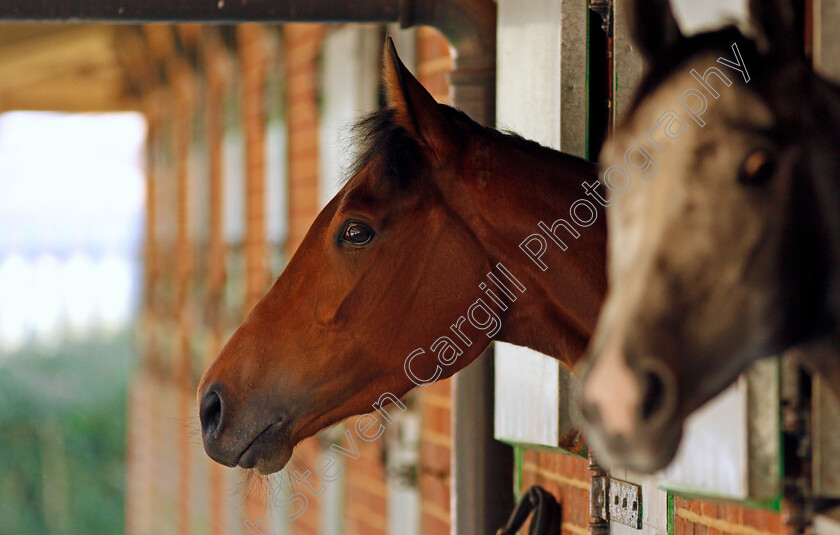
[204,27,231,535]
[238,23,272,531]
[127,89,163,535]
[283,24,325,258]
[240,24,270,310]
[172,58,196,535]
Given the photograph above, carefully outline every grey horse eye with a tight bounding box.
[738,150,775,186]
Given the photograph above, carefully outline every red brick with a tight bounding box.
[420,473,450,507]
[690,500,702,515]
[422,403,451,435]
[421,512,450,535]
[566,487,588,527]
[420,440,450,475]
[700,501,717,519]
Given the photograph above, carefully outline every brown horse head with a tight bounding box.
[579,0,840,472]
[197,39,606,474]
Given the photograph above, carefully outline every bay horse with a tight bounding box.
[197,39,607,476]
[579,0,840,472]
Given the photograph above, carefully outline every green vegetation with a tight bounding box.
[0,331,132,535]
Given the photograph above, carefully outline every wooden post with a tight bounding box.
[204,27,232,535]
[126,89,163,535]
[283,24,325,257]
[172,56,196,535]
[238,23,272,530]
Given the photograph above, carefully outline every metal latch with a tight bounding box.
[609,479,642,529]
[589,459,642,531]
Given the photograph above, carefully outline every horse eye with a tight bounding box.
[738,150,775,186]
[341,223,374,246]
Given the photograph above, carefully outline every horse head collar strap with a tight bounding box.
[496,485,561,535]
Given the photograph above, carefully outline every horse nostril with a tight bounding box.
[200,389,223,439]
[640,368,672,423]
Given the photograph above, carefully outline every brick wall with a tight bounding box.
[240,24,271,309]
[519,452,787,535]
[520,451,591,535]
[284,24,324,259]
[673,497,785,535]
[203,27,231,535]
[418,379,453,534]
[344,415,388,535]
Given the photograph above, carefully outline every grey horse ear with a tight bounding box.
[628,0,683,61]
[748,0,800,57]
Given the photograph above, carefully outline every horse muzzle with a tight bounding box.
[198,382,294,474]
[579,348,683,472]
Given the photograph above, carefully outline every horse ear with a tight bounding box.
[627,0,683,61]
[749,0,800,57]
[382,36,453,160]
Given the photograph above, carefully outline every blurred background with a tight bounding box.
[0,22,449,535]
[0,108,144,533]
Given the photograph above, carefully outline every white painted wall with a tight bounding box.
[494,0,587,449]
[671,0,748,35]
[318,25,381,210]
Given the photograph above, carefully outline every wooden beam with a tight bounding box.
[113,28,157,99]
[0,25,139,112]
[0,65,135,111]
[0,26,115,90]
[0,0,400,23]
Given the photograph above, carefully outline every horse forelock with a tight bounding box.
[346,107,424,194]
[346,103,576,197]
[628,26,765,116]
[629,22,840,143]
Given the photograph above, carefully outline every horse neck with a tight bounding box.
[449,141,607,367]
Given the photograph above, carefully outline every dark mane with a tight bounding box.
[348,108,423,191]
[629,25,764,114]
[437,105,567,162]
[629,24,840,150]
[348,103,584,191]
